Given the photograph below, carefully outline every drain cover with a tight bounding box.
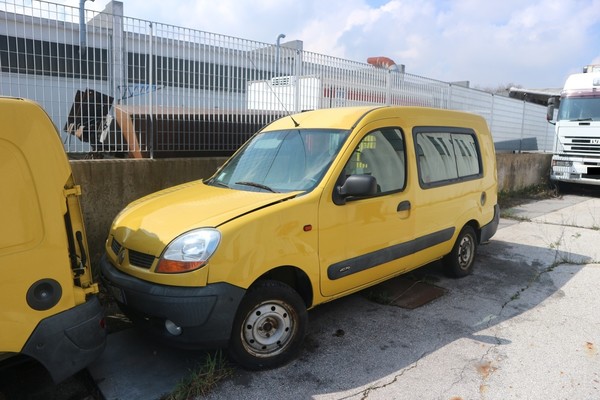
[366,277,447,309]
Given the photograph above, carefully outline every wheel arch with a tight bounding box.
[463,219,482,243]
[253,266,314,309]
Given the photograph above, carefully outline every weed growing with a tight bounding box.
[162,351,233,400]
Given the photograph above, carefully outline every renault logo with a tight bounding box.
[117,248,126,265]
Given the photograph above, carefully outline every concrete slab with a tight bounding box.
[89,194,600,399]
[502,194,589,220]
[88,329,208,400]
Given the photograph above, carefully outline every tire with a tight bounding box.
[444,225,478,278]
[228,280,308,370]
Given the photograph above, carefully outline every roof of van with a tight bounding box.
[263,106,487,131]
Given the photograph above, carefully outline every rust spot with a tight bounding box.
[449,397,464,400]
[585,342,597,356]
[476,361,497,379]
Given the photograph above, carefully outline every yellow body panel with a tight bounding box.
[0,98,98,353]
[106,106,497,308]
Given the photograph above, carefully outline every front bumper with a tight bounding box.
[21,296,106,383]
[99,254,246,349]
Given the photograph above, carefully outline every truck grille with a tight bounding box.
[563,136,600,156]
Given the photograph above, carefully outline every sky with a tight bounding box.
[62,0,600,89]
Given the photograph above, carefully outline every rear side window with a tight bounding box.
[414,127,482,188]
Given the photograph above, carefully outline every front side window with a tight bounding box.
[208,129,350,193]
[414,128,481,187]
[343,128,406,195]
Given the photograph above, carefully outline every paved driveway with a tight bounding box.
[90,194,600,400]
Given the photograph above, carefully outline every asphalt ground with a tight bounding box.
[3,192,599,399]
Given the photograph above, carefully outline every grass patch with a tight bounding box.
[499,208,531,221]
[498,184,557,210]
[161,350,233,400]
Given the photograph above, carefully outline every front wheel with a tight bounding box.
[228,280,308,370]
[444,225,478,278]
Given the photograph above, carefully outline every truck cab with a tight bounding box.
[547,66,600,186]
[0,97,106,382]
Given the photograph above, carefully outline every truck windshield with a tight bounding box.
[558,96,600,121]
[208,129,350,193]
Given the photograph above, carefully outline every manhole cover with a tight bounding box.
[365,277,447,309]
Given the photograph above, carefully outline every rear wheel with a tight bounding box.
[228,280,307,370]
[444,225,477,278]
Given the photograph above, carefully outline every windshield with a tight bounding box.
[557,96,600,121]
[207,129,350,193]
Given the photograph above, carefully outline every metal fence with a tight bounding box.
[0,0,554,158]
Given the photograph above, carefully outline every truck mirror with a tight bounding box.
[546,97,557,124]
[546,104,555,123]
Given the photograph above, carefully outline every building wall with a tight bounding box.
[72,153,552,270]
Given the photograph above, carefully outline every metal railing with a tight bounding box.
[0,0,554,158]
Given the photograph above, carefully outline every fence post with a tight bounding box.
[148,22,154,159]
[386,69,391,105]
[110,2,124,116]
[519,100,526,153]
[293,44,304,113]
[490,93,496,135]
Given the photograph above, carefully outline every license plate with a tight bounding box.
[587,167,600,175]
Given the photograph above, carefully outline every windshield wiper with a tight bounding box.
[206,179,230,189]
[235,181,278,193]
[570,118,593,122]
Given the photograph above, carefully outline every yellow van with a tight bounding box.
[100,106,498,369]
[0,97,106,382]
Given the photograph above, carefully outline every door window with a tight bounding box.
[343,128,406,195]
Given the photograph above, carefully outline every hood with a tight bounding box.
[557,121,600,139]
[111,181,298,256]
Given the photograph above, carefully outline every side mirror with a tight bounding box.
[335,174,378,204]
[547,97,557,125]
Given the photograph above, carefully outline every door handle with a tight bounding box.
[397,200,411,212]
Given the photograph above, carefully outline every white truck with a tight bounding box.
[547,65,600,186]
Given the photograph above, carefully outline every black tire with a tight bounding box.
[444,225,478,278]
[228,280,308,370]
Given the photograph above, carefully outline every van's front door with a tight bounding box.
[318,126,417,297]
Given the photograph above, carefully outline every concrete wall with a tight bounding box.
[71,153,552,268]
[496,153,552,193]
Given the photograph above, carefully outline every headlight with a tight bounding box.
[156,228,221,273]
[552,160,572,167]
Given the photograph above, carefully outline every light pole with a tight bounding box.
[276,33,286,76]
[79,0,94,57]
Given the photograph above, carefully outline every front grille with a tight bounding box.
[111,238,122,255]
[563,136,600,156]
[129,250,155,269]
[111,238,155,269]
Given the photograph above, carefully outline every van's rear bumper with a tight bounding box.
[21,296,106,383]
[99,254,245,350]
[480,204,500,244]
